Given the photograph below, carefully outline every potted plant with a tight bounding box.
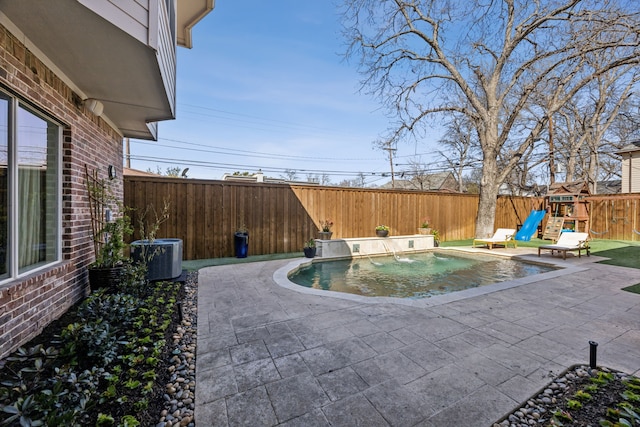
[375,224,390,237]
[432,229,440,247]
[418,217,432,235]
[303,239,316,258]
[318,218,333,240]
[86,169,133,291]
[88,212,133,291]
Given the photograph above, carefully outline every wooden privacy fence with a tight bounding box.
[124,175,640,260]
[586,194,640,241]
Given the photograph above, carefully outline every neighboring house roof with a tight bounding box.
[380,172,459,191]
[221,171,319,185]
[498,183,543,196]
[616,140,640,155]
[123,167,160,177]
[596,180,622,194]
[499,180,621,196]
[548,181,591,195]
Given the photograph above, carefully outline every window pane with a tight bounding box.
[0,96,7,277]
[17,104,58,272]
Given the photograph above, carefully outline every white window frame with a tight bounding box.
[0,88,62,284]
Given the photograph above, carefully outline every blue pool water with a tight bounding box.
[288,251,555,299]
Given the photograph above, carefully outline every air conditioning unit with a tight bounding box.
[131,238,183,281]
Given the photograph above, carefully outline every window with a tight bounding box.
[0,90,61,280]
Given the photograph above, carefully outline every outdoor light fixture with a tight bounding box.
[85,98,104,116]
[108,165,116,180]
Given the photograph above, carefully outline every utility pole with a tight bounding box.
[125,137,131,168]
[382,145,397,188]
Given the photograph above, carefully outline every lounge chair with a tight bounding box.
[472,228,517,250]
[538,232,590,260]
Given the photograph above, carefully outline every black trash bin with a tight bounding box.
[234,231,248,258]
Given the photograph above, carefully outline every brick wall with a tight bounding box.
[0,24,123,359]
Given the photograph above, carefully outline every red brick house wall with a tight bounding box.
[0,24,123,359]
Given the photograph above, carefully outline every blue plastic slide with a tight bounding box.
[515,210,546,241]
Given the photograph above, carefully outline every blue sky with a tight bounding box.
[127,1,438,185]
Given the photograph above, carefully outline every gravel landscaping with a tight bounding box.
[494,365,639,426]
[157,272,198,427]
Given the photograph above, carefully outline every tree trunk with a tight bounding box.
[476,186,499,238]
[475,157,500,238]
[588,151,598,193]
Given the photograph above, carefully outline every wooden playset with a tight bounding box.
[542,181,590,241]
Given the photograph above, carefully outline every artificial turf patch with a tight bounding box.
[595,245,640,269]
[622,283,640,295]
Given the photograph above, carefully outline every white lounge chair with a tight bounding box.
[538,232,590,260]
[472,228,517,250]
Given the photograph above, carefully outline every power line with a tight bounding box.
[128,154,389,177]
[178,103,336,133]
[132,138,386,162]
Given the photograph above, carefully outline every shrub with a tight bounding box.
[0,279,182,426]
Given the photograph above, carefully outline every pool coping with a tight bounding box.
[273,247,606,308]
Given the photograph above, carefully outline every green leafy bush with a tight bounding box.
[0,278,182,426]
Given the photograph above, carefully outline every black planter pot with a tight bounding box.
[303,247,316,258]
[376,230,389,237]
[88,266,124,291]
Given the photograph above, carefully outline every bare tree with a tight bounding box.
[146,166,185,177]
[464,168,483,194]
[164,166,182,177]
[281,169,299,181]
[306,173,332,185]
[400,158,428,190]
[549,64,638,192]
[437,115,480,192]
[338,172,368,187]
[342,0,640,237]
[583,70,638,192]
[612,97,640,143]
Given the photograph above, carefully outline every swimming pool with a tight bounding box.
[288,251,556,299]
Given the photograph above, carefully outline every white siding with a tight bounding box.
[621,152,640,193]
[78,0,150,45]
[155,0,176,112]
[76,0,176,119]
[622,156,630,193]
[632,152,640,193]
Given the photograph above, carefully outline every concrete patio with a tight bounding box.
[194,249,640,426]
